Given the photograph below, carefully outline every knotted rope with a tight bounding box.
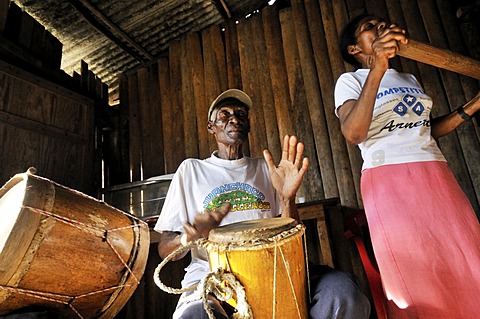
[153,240,254,319]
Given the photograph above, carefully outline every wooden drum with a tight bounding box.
[205,218,308,319]
[0,172,150,319]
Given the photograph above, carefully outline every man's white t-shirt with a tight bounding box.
[154,153,280,288]
[334,69,445,170]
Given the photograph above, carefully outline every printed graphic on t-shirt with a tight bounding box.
[203,182,271,212]
[376,92,431,134]
[393,94,425,116]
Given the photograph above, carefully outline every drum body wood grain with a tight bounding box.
[206,218,308,319]
[0,172,149,319]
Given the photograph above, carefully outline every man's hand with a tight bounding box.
[183,202,231,242]
[263,135,309,202]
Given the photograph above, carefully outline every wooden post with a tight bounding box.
[157,58,176,174]
[251,13,281,162]
[181,33,200,160]
[202,25,228,154]
[318,0,364,208]
[127,72,142,181]
[113,74,131,185]
[147,63,166,176]
[237,19,267,157]
[184,32,208,159]
[137,67,154,179]
[168,40,186,171]
[279,7,323,202]
[262,5,296,139]
[288,1,329,203]
[225,19,242,89]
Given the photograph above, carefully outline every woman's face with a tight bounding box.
[354,17,387,54]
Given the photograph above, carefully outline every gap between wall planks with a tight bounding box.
[237,15,268,158]
[157,57,176,175]
[180,34,200,160]
[184,32,208,160]
[168,39,187,170]
[250,13,282,163]
[278,7,322,201]
[318,0,364,208]
[203,25,229,154]
[293,0,360,208]
[118,0,480,213]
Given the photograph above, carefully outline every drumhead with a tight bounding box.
[208,217,298,245]
[0,177,26,253]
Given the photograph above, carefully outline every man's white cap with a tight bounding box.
[208,89,252,121]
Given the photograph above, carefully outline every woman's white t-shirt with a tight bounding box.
[334,69,445,170]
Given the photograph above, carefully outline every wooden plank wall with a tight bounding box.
[119,0,480,213]
[115,1,480,318]
[0,60,95,194]
[0,1,109,195]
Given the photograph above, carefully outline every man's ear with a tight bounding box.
[347,44,360,56]
[207,121,215,134]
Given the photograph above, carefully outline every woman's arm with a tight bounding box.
[431,92,480,139]
[338,68,386,144]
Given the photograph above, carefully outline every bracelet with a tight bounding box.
[456,106,472,121]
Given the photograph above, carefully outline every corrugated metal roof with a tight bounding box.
[12,0,273,87]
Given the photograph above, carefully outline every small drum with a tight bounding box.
[0,172,150,319]
[205,218,308,319]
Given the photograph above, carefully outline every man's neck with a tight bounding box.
[216,145,243,160]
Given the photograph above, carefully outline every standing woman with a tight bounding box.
[335,14,480,318]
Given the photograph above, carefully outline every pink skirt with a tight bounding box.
[361,161,480,319]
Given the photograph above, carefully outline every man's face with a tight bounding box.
[207,101,250,146]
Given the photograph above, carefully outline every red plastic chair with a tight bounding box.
[344,210,388,319]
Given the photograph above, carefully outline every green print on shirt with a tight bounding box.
[205,190,271,212]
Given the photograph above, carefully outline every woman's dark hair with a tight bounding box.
[339,14,376,69]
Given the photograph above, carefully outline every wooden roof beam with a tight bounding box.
[212,0,232,19]
[67,0,153,62]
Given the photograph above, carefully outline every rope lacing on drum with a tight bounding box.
[153,240,254,319]
[0,284,130,319]
[6,174,149,319]
[23,174,148,286]
[23,204,141,285]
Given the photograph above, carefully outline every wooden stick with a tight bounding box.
[398,39,480,79]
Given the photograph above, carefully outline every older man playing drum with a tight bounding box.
[154,89,370,319]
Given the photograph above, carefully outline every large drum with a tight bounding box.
[205,218,308,319]
[0,171,150,319]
